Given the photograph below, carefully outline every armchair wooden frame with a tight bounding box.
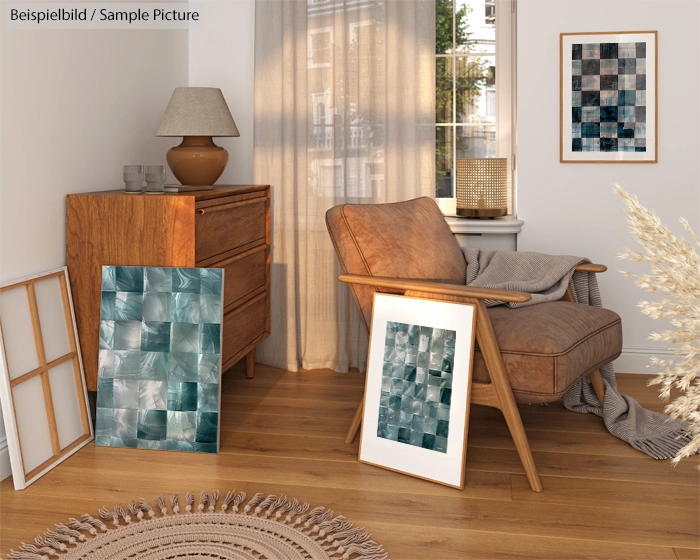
[340,263,608,493]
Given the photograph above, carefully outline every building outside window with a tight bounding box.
[436,0,515,215]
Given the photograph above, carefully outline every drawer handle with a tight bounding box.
[196,198,264,215]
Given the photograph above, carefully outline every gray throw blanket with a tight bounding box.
[463,248,695,460]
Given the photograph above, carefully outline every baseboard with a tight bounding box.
[0,437,11,481]
[614,346,673,375]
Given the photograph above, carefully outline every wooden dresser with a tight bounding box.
[66,185,270,391]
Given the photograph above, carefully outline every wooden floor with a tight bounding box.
[1,365,698,559]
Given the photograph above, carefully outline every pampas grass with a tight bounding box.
[615,184,700,464]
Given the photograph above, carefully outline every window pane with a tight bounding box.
[456,125,496,159]
[436,126,454,197]
[436,58,453,123]
[456,0,495,54]
[436,0,454,54]
[456,56,495,124]
[309,29,332,67]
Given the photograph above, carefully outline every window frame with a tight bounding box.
[435,0,517,217]
[308,26,333,69]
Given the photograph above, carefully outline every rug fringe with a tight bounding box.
[209,490,220,512]
[185,492,194,513]
[198,491,208,513]
[138,498,156,518]
[231,490,247,513]
[8,491,390,560]
[243,492,264,514]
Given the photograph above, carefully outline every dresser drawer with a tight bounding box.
[220,246,268,310]
[195,197,266,263]
[221,293,267,368]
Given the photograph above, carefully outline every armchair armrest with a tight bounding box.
[575,263,607,273]
[338,274,532,304]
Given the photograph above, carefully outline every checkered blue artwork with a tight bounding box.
[377,322,455,454]
[95,266,223,453]
[571,41,647,152]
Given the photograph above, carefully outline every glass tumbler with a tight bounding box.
[123,165,144,193]
[145,165,166,194]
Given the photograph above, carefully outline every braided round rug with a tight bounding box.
[9,490,389,560]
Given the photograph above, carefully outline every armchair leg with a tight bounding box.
[589,369,605,406]
[345,401,364,444]
[474,300,543,493]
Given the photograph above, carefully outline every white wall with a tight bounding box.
[0,21,189,479]
[517,0,700,372]
[189,0,256,184]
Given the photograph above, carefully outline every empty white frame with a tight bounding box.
[0,267,93,489]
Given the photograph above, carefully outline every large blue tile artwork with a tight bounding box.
[96,266,223,453]
[377,322,455,454]
[571,41,647,152]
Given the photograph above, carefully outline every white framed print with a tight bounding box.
[561,31,657,163]
[359,294,476,489]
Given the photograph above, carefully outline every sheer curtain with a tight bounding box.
[254,0,435,372]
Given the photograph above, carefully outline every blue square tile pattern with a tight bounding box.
[96,265,223,454]
[377,321,455,454]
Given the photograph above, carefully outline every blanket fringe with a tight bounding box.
[9,491,389,560]
[629,429,696,460]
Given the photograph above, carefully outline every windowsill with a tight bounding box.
[444,215,524,235]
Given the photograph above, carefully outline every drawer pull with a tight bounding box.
[198,209,205,214]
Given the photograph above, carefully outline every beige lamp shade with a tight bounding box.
[156,87,240,137]
[455,158,508,218]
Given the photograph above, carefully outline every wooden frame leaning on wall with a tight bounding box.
[0,267,93,490]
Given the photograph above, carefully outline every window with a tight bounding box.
[435,0,515,215]
[308,28,332,68]
[485,0,496,24]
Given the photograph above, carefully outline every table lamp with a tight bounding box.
[156,87,240,186]
[455,158,508,218]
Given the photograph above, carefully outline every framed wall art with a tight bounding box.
[560,31,657,163]
[95,265,224,454]
[0,267,93,490]
[359,294,476,489]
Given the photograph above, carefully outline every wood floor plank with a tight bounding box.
[511,473,699,512]
[366,521,679,560]
[221,395,361,418]
[674,548,700,560]
[466,447,700,486]
[221,382,362,402]
[219,431,360,462]
[223,411,353,438]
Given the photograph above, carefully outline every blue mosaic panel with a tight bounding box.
[377,322,455,454]
[96,265,223,454]
[571,41,647,152]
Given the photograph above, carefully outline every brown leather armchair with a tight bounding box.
[326,196,622,492]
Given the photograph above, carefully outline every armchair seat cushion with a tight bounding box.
[473,301,622,403]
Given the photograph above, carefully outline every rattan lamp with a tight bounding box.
[156,87,239,186]
[455,158,508,218]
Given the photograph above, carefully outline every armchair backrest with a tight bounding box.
[325,196,466,333]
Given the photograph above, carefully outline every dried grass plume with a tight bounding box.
[615,184,700,464]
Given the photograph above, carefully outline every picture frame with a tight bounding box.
[0,267,93,490]
[560,30,657,163]
[359,293,476,489]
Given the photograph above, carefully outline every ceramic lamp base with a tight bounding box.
[166,136,228,186]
